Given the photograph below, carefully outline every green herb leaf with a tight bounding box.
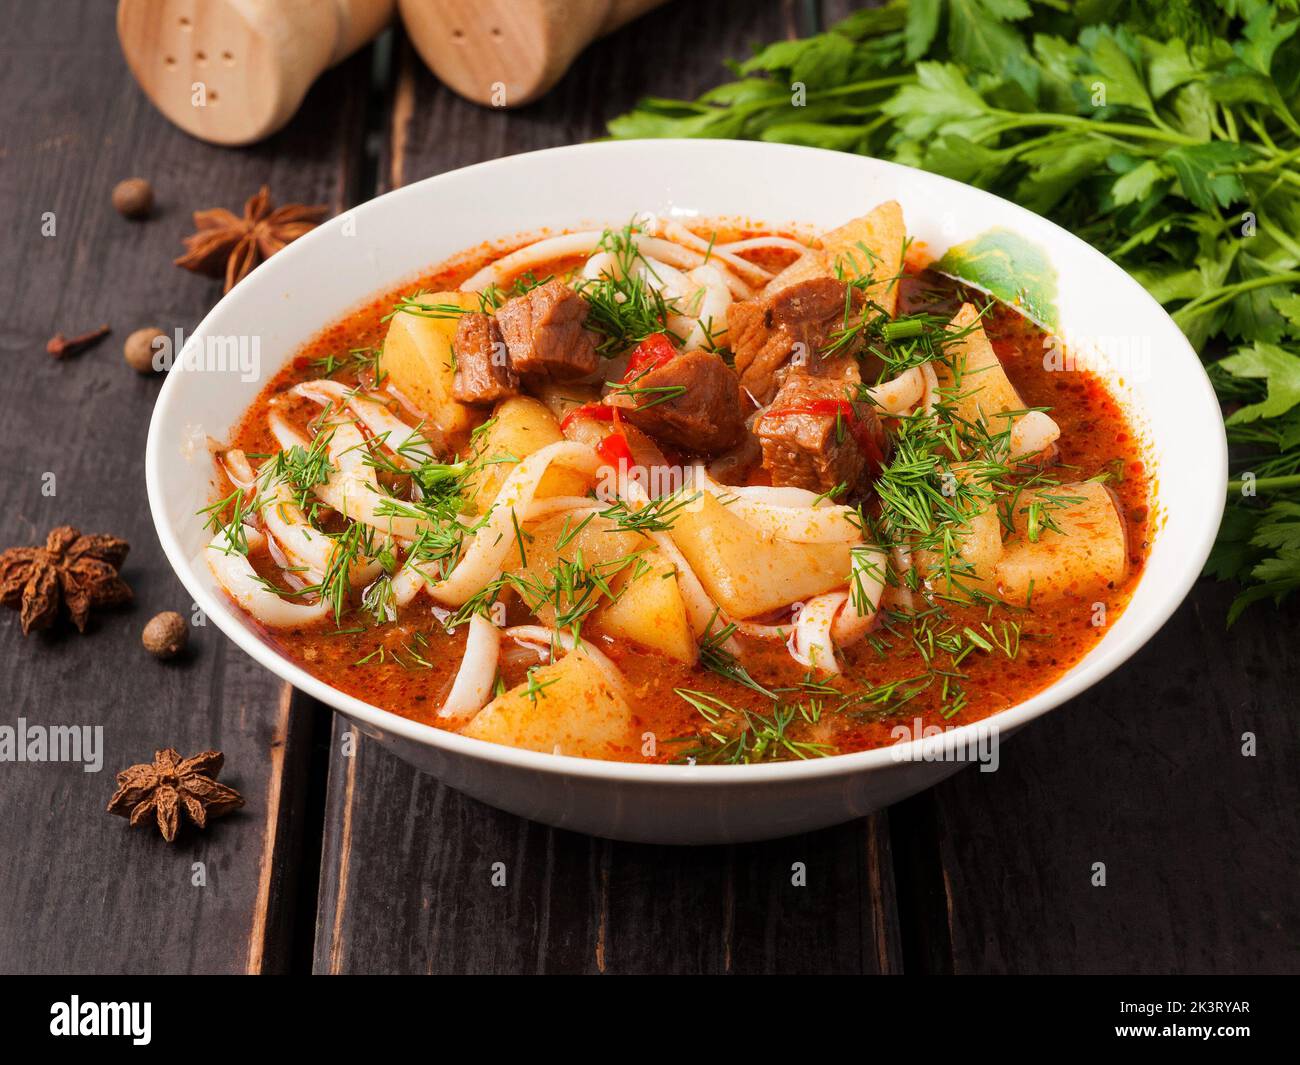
[1219,342,1300,424]
[1162,142,1254,212]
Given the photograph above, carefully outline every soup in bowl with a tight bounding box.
[147,141,1224,843]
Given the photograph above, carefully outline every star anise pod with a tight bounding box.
[107,748,245,843]
[174,185,329,292]
[0,526,131,634]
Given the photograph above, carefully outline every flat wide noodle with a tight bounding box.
[730,616,795,640]
[223,449,258,489]
[292,379,435,467]
[420,440,602,606]
[438,613,501,725]
[390,562,428,608]
[268,413,427,541]
[460,228,751,299]
[789,543,888,673]
[693,468,862,544]
[832,544,888,645]
[868,367,926,415]
[206,526,332,628]
[682,264,732,350]
[661,220,775,285]
[715,235,813,257]
[1009,409,1061,459]
[260,483,330,583]
[790,593,845,673]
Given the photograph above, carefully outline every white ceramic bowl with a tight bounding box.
[147,140,1226,844]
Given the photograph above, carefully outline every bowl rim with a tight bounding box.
[146,138,1227,785]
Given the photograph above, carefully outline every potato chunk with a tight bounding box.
[918,507,1003,599]
[382,290,477,436]
[995,481,1128,603]
[916,462,1003,598]
[532,380,601,423]
[667,492,854,619]
[595,550,697,665]
[935,304,1026,433]
[461,647,635,758]
[507,513,650,629]
[819,200,906,316]
[470,396,591,512]
[763,201,907,317]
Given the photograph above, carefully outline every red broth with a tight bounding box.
[215,226,1152,763]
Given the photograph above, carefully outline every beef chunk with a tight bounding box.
[495,280,599,380]
[613,349,746,454]
[755,372,887,496]
[727,277,850,404]
[725,299,781,400]
[452,312,518,404]
[768,277,850,348]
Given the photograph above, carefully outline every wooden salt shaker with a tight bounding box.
[398,0,670,108]
[117,0,395,146]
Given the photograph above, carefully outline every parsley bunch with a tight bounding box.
[609,0,1300,621]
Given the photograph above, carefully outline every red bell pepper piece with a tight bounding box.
[622,333,678,382]
[559,402,618,432]
[596,431,635,467]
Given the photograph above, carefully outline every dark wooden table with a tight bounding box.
[1,0,1296,975]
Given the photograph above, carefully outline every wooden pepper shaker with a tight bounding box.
[398,0,670,108]
[117,0,395,146]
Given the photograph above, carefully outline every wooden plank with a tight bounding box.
[315,0,901,975]
[0,0,369,973]
[926,585,1300,974]
[314,714,604,975]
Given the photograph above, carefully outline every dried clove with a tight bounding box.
[47,324,111,359]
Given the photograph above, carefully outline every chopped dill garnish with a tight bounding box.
[260,430,337,515]
[576,220,683,357]
[509,549,650,644]
[361,573,397,626]
[198,485,267,555]
[669,690,834,764]
[599,490,701,534]
[524,665,559,703]
[294,521,379,622]
[603,380,688,410]
[698,616,774,699]
[310,346,384,386]
[384,291,491,322]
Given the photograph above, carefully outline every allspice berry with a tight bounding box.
[112,177,153,220]
[124,327,165,373]
[143,611,188,660]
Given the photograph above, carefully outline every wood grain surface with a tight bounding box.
[924,582,1300,974]
[0,0,1294,976]
[0,0,368,974]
